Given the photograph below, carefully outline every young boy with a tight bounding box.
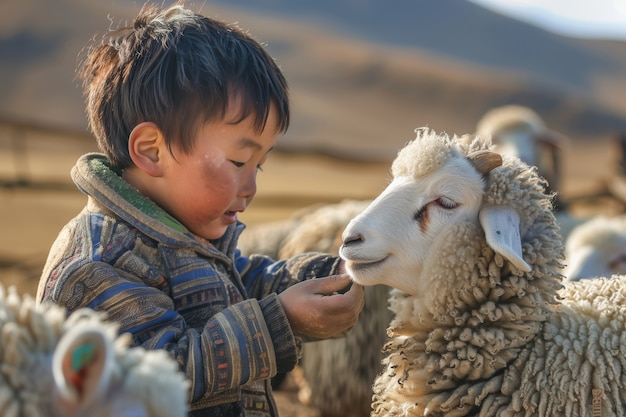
[36,3,364,416]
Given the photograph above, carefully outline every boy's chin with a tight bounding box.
[191,225,228,242]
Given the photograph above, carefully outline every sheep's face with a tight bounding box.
[340,155,486,296]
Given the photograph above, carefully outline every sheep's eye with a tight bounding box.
[414,206,426,221]
[437,197,458,209]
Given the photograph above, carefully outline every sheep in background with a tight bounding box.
[564,214,626,281]
[340,128,626,416]
[0,284,189,417]
[237,215,303,260]
[557,131,626,240]
[475,104,586,240]
[238,201,365,260]
[239,199,393,417]
[476,104,568,211]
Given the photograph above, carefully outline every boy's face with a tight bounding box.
[158,103,279,240]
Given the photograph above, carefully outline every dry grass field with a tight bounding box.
[0,126,622,417]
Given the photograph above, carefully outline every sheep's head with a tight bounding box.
[0,285,189,417]
[50,310,190,417]
[476,105,547,168]
[340,128,532,296]
[476,105,568,211]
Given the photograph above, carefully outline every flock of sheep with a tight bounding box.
[3,104,626,416]
[239,105,626,417]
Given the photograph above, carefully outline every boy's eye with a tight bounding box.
[230,160,265,172]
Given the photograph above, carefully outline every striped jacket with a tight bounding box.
[37,153,341,416]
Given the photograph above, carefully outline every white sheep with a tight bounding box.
[476,104,568,211]
[0,284,189,417]
[564,214,626,281]
[340,128,626,417]
[239,199,392,417]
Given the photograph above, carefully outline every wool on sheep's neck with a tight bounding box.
[372,224,558,416]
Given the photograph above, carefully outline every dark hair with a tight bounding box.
[79,2,289,168]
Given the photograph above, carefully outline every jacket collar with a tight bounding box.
[71,153,244,258]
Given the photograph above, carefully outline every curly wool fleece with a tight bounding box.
[0,284,188,417]
[370,132,626,417]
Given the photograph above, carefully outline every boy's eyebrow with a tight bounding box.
[238,137,273,153]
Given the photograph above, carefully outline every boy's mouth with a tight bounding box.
[224,211,238,224]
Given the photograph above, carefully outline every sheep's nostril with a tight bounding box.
[342,233,363,246]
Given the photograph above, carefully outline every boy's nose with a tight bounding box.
[240,172,257,199]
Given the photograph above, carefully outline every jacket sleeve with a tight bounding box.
[40,260,298,407]
[235,250,343,298]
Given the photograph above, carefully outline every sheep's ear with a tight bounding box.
[479,205,531,272]
[52,326,113,413]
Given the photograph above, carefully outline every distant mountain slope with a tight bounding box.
[1,0,625,160]
[0,0,141,130]
[211,0,626,108]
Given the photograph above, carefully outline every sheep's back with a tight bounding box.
[504,275,626,417]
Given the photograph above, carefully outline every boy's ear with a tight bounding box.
[128,122,166,177]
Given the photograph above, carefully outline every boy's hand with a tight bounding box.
[278,274,365,339]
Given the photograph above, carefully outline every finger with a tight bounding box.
[330,279,361,298]
[341,282,364,302]
[312,274,353,295]
[320,285,365,316]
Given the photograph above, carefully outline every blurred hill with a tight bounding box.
[1,0,626,160]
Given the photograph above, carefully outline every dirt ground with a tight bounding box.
[0,129,623,416]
